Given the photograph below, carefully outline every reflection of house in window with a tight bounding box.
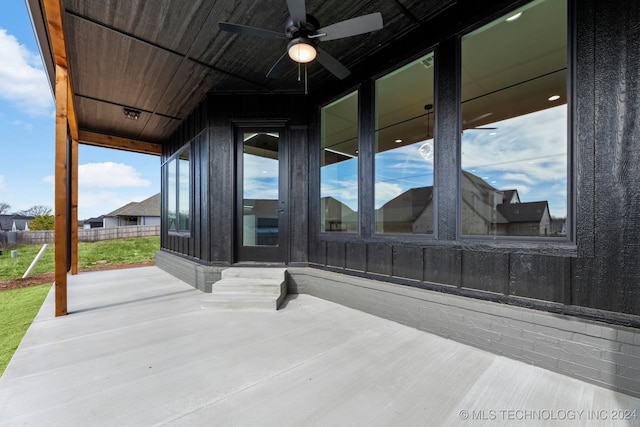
[374,171,556,236]
[461,171,556,236]
[497,202,552,236]
[321,197,357,232]
[243,199,279,246]
[377,187,433,233]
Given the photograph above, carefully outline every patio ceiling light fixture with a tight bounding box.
[124,108,141,120]
[287,38,317,63]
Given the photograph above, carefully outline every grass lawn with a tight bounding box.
[0,236,159,377]
[0,284,51,377]
[0,236,160,280]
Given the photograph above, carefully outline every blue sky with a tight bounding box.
[0,2,160,220]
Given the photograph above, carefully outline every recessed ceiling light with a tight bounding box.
[548,95,561,101]
[123,108,141,120]
[506,12,523,22]
[489,132,497,136]
[395,139,402,143]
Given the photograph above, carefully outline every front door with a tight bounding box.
[236,129,288,263]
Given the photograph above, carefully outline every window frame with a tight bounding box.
[315,0,576,249]
[372,50,437,238]
[319,89,361,236]
[457,0,573,243]
[166,143,192,237]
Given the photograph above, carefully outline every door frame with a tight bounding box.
[234,123,289,263]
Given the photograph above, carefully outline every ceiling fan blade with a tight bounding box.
[317,12,383,42]
[218,22,285,39]
[286,0,307,25]
[316,47,351,80]
[266,52,291,79]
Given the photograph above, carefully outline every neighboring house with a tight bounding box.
[321,197,357,232]
[377,174,554,237]
[496,201,552,236]
[83,216,104,229]
[103,194,160,228]
[0,215,34,231]
[377,187,434,234]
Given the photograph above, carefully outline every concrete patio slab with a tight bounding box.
[0,267,638,426]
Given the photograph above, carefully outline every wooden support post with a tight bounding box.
[71,136,78,275]
[54,64,69,316]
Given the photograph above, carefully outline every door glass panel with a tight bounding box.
[242,132,279,247]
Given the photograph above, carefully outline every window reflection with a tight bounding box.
[461,0,567,237]
[167,146,190,234]
[375,53,435,234]
[167,159,177,232]
[178,149,190,232]
[321,91,359,232]
[242,132,279,246]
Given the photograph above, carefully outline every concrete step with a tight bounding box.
[202,294,282,311]
[201,267,287,311]
[221,267,287,280]
[212,279,285,295]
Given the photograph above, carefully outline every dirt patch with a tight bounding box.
[0,261,155,291]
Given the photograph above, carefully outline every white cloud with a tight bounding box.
[77,190,153,219]
[502,184,531,195]
[0,28,53,116]
[78,162,151,188]
[500,173,537,186]
[321,179,358,210]
[374,181,404,208]
[242,154,279,200]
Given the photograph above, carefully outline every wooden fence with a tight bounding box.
[0,225,160,246]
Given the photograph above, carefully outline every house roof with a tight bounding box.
[497,201,549,223]
[379,186,433,222]
[0,215,35,231]
[105,194,161,217]
[502,190,520,204]
[84,216,105,223]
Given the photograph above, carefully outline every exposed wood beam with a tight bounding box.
[43,0,67,68]
[78,130,162,156]
[71,137,78,275]
[67,78,79,141]
[54,64,68,317]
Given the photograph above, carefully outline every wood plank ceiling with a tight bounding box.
[50,0,454,146]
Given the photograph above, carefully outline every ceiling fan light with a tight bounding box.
[288,39,316,63]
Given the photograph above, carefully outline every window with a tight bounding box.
[375,53,435,234]
[167,147,191,234]
[321,91,359,232]
[460,0,568,238]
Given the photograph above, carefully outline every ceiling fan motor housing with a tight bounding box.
[285,14,320,38]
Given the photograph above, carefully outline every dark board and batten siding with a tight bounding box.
[162,93,309,266]
[307,0,640,323]
[162,98,210,262]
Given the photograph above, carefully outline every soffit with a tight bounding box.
[57,0,453,145]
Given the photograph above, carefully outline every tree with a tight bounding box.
[29,215,55,230]
[19,205,52,216]
[0,202,10,214]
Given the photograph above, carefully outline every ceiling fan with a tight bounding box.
[218,0,384,81]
